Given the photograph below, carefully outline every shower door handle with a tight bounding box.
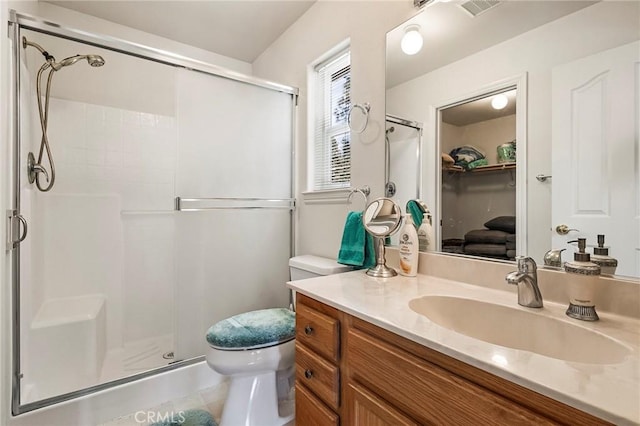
[7,210,28,250]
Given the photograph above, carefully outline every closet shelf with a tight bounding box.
[443,162,516,174]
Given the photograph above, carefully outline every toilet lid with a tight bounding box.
[206,308,296,350]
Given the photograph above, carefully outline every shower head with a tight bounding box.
[23,37,106,71]
[57,54,105,69]
[87,55,106,67]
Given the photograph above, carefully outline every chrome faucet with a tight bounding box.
[506,257,543,308]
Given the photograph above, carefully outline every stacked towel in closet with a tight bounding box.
[463,216,516,260]
[506,234,516,260]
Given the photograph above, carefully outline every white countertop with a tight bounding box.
[288,270,640,425]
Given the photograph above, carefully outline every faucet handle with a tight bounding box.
[516,256,537,273]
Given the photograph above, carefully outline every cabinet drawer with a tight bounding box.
[295,383,339,426]
[296,302,340,363]
[296,342,340,410]
[347,328,555,426]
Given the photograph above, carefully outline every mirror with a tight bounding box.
[363,198,402,277]
[386,1,640,278]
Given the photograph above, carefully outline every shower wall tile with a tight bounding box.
[48,99,87,149]
[65,148,88,165]
[90,126,122,152]
[34,97,178,351]
[86,149,107,166]
[47,98,177,212]
[106,150,124,167]
[122,109,142,127]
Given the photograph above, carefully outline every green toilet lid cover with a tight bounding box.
[206,308,295,350]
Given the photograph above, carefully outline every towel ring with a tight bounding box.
[348,102,370,134]
[347,185,370,206]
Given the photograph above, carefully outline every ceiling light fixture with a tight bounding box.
[491,93,508,110]
[401,25,423,56]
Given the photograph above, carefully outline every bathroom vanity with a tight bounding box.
[288,263,640,425]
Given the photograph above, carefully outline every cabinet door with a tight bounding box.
[295,383,339,426]
[344,383,418,426]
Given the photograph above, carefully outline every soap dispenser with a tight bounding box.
[564,238,601,321]
[591,234,618,275]
[398,214,419,277]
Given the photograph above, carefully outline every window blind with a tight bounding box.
[312,50,351,191]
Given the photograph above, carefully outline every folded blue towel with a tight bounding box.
[338,211,376,269]
[406,200,425,227]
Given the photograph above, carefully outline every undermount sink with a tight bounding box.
[409,295,631,365]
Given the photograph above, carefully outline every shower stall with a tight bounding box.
[7,11,297,415]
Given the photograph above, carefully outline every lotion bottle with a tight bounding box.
[591,234,618,275]
[417,213,433,252]
[398,214,419,277]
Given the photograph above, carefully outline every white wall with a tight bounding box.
[253,0,416,259]
[8,1,251,76]
[387,1,640,263]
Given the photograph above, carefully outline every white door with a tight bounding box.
[552,41,639,277]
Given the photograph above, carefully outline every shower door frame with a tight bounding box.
[7,10,298,415]
[385,114,424,200]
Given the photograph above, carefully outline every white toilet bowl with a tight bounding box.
[205,308,296,426]
[205,256,352,426]
[206,340,295,426]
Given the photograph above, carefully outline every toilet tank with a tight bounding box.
[289,255,352,281]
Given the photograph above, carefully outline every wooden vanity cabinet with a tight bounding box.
[295,295,343,425]
[294,294,611,426]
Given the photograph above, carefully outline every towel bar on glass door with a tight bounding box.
[174,197,295,211]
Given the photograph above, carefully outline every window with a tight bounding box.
[312,50,351,191]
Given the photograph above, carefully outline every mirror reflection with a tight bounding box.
[440,89,517,261]
[385,114,422,246]
[363,198,402,237]
[386,1,640,277]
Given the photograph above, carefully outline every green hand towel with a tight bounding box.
[338,211,376,268]
[406,200,425,227]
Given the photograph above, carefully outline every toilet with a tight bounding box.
[205,255,352,426]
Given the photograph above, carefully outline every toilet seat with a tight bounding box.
[206,308,295,351]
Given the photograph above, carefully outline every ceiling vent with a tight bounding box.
[460,0,501,17]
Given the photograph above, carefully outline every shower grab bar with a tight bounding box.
[175,197,295,212]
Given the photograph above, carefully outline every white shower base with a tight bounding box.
[10,362,222,426]
[100,334,175,383]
